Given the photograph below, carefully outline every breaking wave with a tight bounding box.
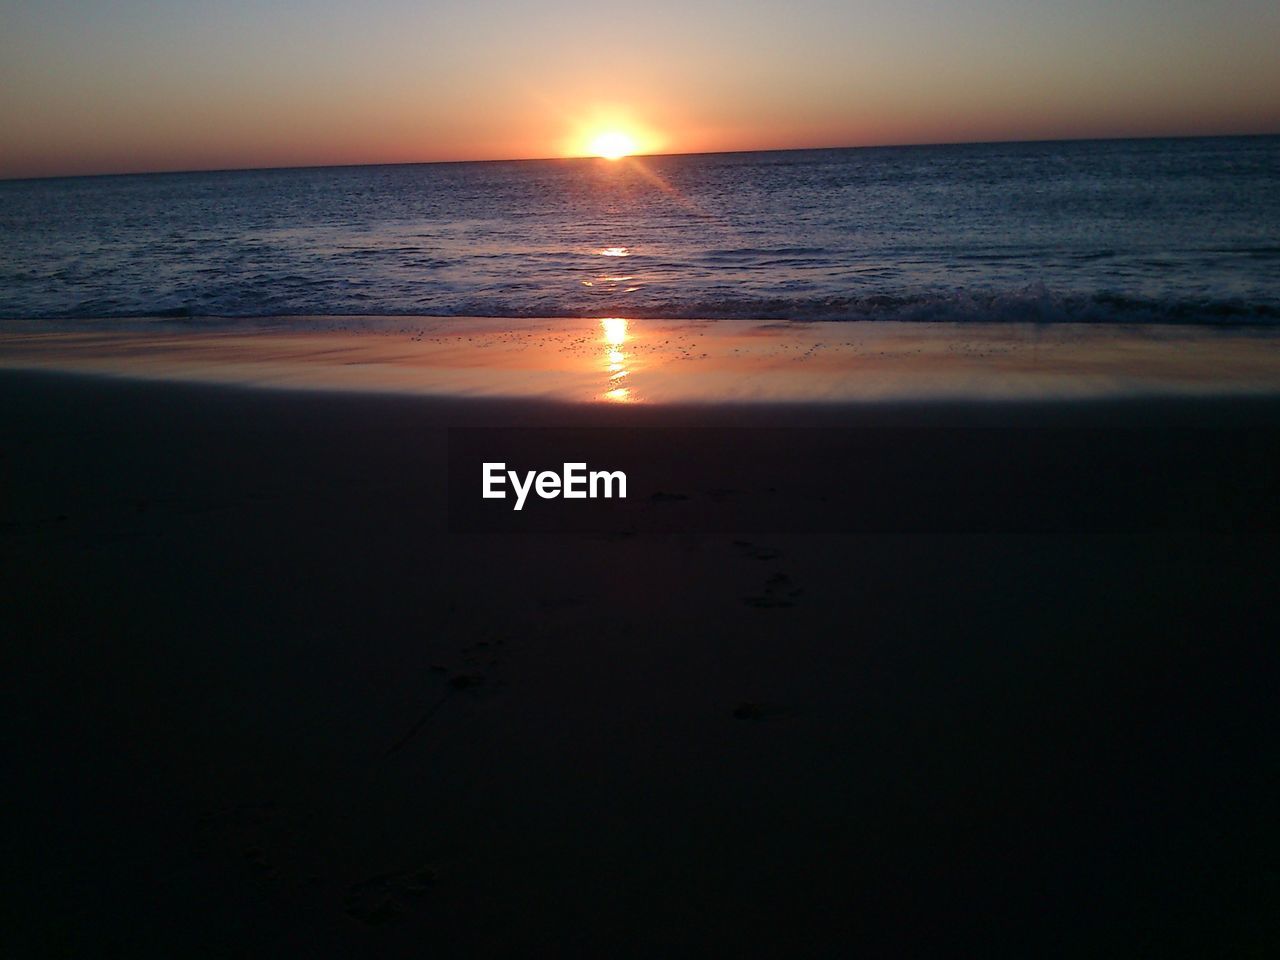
[9,287,1279,327]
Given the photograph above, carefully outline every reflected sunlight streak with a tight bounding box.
[599,317,636,402]
[620,156,713,220]
[602,316,628,347]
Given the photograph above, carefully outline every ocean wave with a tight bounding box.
[2,139,1276,328]
[9,287,1280,326]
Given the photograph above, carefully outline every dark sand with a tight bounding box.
[3,359,1280,956]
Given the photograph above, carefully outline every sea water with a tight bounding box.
[1,136,1277,324]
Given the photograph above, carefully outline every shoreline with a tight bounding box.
[3,317,1280,404]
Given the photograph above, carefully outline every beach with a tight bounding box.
[5,0,1278,947]
[5,316,1280,403]
[4,320,1280,956]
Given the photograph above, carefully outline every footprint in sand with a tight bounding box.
[385,669,492,756]
[198,801,327,891]
[733,539,782,561]
[344,866,437,925]
[448,673,485,691]
[242,846,278,880]
[743,571,804,608]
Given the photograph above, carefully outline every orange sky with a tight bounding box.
[2,0,1278,178]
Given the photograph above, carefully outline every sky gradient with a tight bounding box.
[2,0,1278,178]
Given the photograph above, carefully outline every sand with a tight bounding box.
[3,316,1280,402]
[3,320,1280,956]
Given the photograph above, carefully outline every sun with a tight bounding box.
[588,131,637,161]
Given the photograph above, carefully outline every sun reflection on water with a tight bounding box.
[602,316,627,345]
[599,317,635,402]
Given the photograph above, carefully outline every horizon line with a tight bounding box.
[4,130,1278,184]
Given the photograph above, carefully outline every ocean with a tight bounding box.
[1,136,1277,325]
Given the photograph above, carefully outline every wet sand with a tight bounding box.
[3,321,1280,957]
[4,316,1280,402]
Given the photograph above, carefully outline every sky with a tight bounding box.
[1,0,1278,178]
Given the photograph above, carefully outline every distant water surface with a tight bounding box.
[1,137,1277,324]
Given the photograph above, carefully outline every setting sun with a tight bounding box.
[588,131,637,160]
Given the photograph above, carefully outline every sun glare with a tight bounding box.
[589,131,636,160]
